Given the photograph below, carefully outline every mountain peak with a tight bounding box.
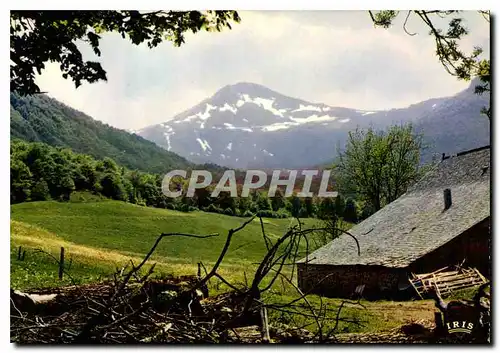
[222,82,270,91]
[212,82,279,100]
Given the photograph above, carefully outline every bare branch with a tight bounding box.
[194,216,256,289]
[259,216,272,251]
[403,10,416,36]
[213,273,245,293]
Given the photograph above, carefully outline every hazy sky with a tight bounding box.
[35,10,490,130]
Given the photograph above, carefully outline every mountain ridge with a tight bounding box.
[137,79,490,168]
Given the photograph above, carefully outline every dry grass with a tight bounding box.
[11,220,251,288]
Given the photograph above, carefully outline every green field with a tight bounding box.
[11,200,322,288]
[11,200,437,334]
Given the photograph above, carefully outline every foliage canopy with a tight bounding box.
[334,124,426,212]
[369,10,490,119]
[11,10,240,95]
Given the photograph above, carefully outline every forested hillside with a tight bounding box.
[10,139,170,206]
[11,140,357,224]
[10,93,192,174]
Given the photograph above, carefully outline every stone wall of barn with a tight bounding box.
[296,264,407,299]
[408,218,491,278]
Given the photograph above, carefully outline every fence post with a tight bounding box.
[260,306,270,343]
[59,247,65,280]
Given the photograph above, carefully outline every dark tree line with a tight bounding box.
[12,139,365,222]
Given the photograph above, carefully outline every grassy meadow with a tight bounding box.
[11,199,323,288]
[11,198,437,334]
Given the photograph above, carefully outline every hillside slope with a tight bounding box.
[10,93,192,174]
[11,200,314,267]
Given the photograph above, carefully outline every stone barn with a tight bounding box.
[297,146,491,299]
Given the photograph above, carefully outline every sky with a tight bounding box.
[35,10,490,130]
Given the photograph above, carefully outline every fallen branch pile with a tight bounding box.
[9,281,452,344]
[12,276,262,343]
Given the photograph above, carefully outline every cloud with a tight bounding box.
[35,10,490,130]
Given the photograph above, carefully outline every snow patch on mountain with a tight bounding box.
[252,97,288,117]
[224,122,253,132]
[163,132,173,151]
[291,114,337,124]
[161,125,173,133]
[196,138,212,152]
[219,103,238,114]
[262,149,274,157]
[235,94,287,117]
[293,104,323,113]
[260,113,338,131]
[261,122,296,132]
[226,142,232,151]
[161,125,175,151]
[181,104,217,123]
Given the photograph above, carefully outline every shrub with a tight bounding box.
[100,173,126,201]
[31,179,50,201]
[256,210,277,218]
[155,199,167,209]
[165,203,176,210]
[298,207,308,218]
[242,210,254,218]
[204,203,222,214]
[69,191,105,203]
[188,206,199,212]
[343,198,358,223]
[276,209,291,218]
[359,202,375,220]
[223,207,234,216]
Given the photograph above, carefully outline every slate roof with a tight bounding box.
[299,146,491,268]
